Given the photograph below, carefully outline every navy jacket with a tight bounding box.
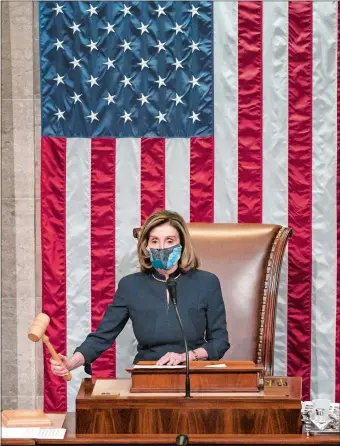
[75,268,230,373]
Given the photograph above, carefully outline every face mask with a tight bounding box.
[149,244,182,271]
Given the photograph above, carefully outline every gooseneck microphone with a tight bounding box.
[166,277,191,398]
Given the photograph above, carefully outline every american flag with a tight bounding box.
[39,1,340,412]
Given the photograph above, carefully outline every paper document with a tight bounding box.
[133,365,186,369]
[1,427,66,439]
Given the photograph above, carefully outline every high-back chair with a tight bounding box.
[134,223,291,375]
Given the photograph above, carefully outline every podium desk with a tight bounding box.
[76,377,302,436]
[2,413,340,446]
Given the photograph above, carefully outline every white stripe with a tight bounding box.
[262,2,289,376]
[165,139,190,221]
[311,2,337,400]
[66,138,91,411]
[213,1,238,223]
[115,139,141,377]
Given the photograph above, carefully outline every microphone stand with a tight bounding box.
[167,278,191,398]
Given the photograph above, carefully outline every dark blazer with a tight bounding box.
[75,268,230,373]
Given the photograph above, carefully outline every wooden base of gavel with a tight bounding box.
[28,313,72,381]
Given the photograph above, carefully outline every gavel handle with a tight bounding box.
[43,335,72,382]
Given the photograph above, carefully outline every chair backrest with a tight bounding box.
[133,223,291,374]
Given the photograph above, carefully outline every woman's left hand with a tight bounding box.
[156,352,185,366]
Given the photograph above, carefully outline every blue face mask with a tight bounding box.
[149,244,182,271]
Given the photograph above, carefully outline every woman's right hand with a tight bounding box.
[50,353,72,376]
[50,351,85,376]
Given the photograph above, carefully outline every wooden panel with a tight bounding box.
[75,407,301,435]
[128,361,262,393]
[130,370,259,393]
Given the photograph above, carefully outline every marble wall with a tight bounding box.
[1,1,43,409]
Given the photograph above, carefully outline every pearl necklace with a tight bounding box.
[151,273,181,283]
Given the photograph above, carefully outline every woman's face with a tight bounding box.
[147,222,180,250]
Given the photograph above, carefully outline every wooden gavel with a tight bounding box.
[28,313,72,381]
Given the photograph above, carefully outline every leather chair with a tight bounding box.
[133,223,291,375]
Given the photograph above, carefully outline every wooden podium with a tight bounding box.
[76,361,302,438]
[127,360,263,393]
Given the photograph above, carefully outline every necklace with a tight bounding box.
[152,273,181,283]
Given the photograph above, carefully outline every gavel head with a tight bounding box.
[28,313,50,342]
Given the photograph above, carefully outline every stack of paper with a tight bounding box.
[1,427,66,439]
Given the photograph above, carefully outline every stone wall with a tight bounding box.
[1,1,43,410]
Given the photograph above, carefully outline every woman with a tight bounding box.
[51,210,230,377]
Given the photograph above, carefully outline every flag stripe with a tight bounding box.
[336,0,340,404]
[237,1,263,224]
[165,139,190,221]
[41,136,67,412]
[213,1,238,223]
[190,137,214,222]
[287,1,313,401]
[90,139,116,378]
[262,1,289,377]
[141,138,165,224]
[115,139,140,378]
[66,138,91,411]
[311,2,337,400]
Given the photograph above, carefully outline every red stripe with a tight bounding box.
[237,1,263,223]
[190,137,214,222]
[336,1,340,404]
[91,139,116,378]
[41,137,67,412]
[141,138,165,224]
[287,2,313,401]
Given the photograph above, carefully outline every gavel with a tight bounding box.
[28,313,72,381]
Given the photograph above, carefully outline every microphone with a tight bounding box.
[176,434,189,446]
[166,277,190,398]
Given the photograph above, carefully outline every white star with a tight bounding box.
[70,92,82,104]
[172,22,184,35]
[171,93,185,106]
[54,108,65,120]
[189,75,201,88]
[103,57,115,70]
[120,4,132,16]
[189,111,201,123]
[137,93,150,106]
[86,40,98,52]
[155,75,166,88]
[172,58,184,71]
[53,73,65,85]
[104,22,115,34]
[53,39,64,50]
[69,22,81,34]
[137,58,149,70]
[104,93,115,104]
[69,57,81,69]
[189,5,200,17]
[155,111,167,123]
[156,4,166,17]
[52,3,64,15]
[138,22,149,34]
[155,40,166,53]
[87,110,99,122]
[121,110,132,123]
[87,75,99,87]
[120,40,132,52]
[86,4,98,16]
[189,40,200,52]
[121,75,132,88]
